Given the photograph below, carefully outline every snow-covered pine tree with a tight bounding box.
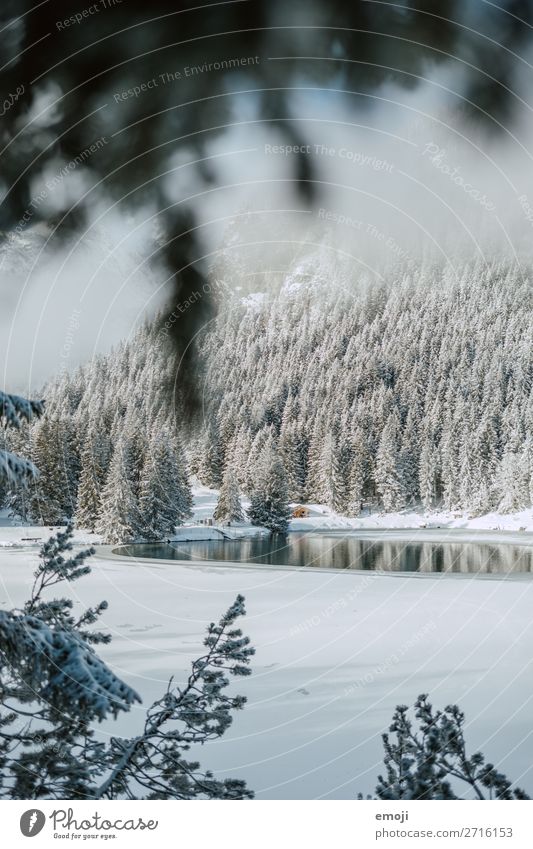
[346,427,367,515]
[75,423,110,532]
[419,437,438,511]
[214,465,244,523]
[97,435,138,544]
[138,430,183,540]
[494,449,528,513]
[333,436,351,514]
[306,420,327,503]
[57,410,81,517]
[441,412,461,511]
[122,399,148,500]
[173,433,194,524]
[230,425,253,491]
[279,422,307,502]
[278,393,307,501]
[2,418,33,521]
[248,437,292,534]
[399,409,419,506]
[375,413,406,512]
[309,429,350,512]
[199,419,224,488]
[75,455,101,533]
[245,424,275,495]
[27,418,70,524]
[525,437,533,508]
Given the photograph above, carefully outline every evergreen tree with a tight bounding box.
[97,436,138,544]
[333,438,351,513]
[138,431,185,540]
[399,409,419,506]
[494,450,528,513]
[230,425,253,491]
[310,430,350,512]
[248,440,291,534]
[75,425,110,532]
[199,419,224,488]
[214,465,244,523]
[346,428,367,515]
[375,414,406,512]
[306,420,327,503]
[245,425,276,495]
[27,418,71,524]
[279,422,307,502]
[174,436,195,525]
[419,438,438,510]
[122,400,148,500]
[75,451,102,533]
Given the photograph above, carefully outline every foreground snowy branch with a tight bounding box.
[371,695,529,800]
[96,594,254,800]
[0,392,44,430]
[0,391,43,485]
[0,526,255,800]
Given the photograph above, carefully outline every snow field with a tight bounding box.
[2,526,533,798]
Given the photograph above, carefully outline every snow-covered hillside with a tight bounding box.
[6,255,533,542]
[199,255,533,519]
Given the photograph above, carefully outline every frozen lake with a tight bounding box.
[115,531,533,574]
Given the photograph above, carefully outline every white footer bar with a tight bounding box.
[3,799,533,848]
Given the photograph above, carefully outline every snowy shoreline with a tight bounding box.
[4,516,533,554]
[292,526,533,548]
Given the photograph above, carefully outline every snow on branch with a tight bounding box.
[0,391,43,485]
[95,594,255,799]
[0,611,140,722]
[0,391,44,429]
[0,449,38,485]
[374,694,530,800]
